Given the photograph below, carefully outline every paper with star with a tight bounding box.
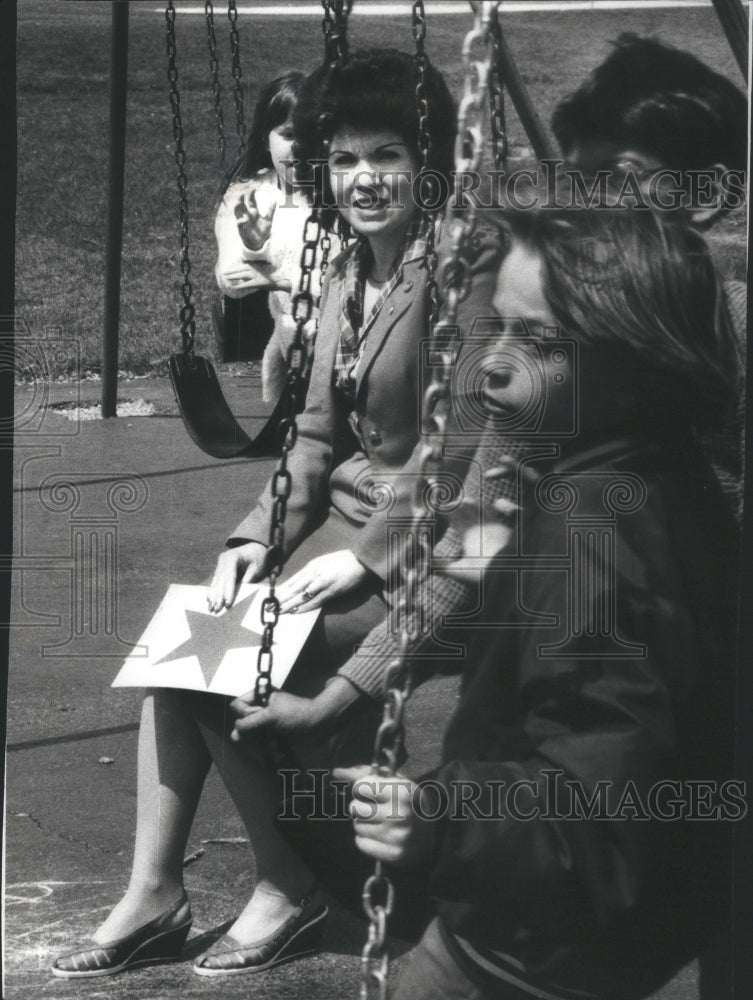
[112,583,320,696]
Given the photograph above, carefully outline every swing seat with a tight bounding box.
[212,289,275,364]
[169,353,282,459]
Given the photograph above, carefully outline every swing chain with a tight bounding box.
[358,8,446,997]
[379,0,497,744]
[412,0,429,165]
[228,0,246,156]
[166,0,196,359]
[318,231,332,304]
[360,8,499,998]
[359,859,392,998]
[322,0,354,68]
[412,0,439,327]
[487,4,508,171]
[204,1,227,172]
[438,0,498,313]
[253,0,353,708]
[410,0,496,529]
[456,1,496,180]
[359,864,394,999]
[358,10,454,997]
[253,210,323,708]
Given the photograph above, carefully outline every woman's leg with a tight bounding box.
[194,708,318,942]
[182,507,386,947]
[92,689,211,942]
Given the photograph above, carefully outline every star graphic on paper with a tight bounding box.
[154,594,263,686]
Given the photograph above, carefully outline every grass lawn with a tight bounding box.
[16,0,747,377]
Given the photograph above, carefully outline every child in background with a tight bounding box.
[215,72,334,401]
[552,34,747,521]
[551,33,747,226]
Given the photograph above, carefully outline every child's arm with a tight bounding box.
[214,178,282,297]
[234,189,274,252]
[335,433,527,701]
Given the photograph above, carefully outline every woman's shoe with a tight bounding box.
[51,893,192,979]
[193,891,328,976]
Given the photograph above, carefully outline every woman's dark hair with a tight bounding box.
[293,48,456,231]
[500,206,740,426]
[552,35,747,184]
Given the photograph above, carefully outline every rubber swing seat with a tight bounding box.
[169,353,283,460]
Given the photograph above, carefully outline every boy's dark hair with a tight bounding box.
[552,35,747,177]
[293,48,456,231]
[500,207,740,425]
[242,71,307,177]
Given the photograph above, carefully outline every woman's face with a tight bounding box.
[328,126,420,246]
[268,117,296,188]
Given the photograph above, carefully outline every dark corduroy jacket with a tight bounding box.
[423,435,739,1000]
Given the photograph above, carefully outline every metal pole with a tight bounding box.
[492,20,557,162]
[102,1,129,418]
[711,0,749,83]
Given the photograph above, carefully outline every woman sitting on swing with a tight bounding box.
[52,47,493,980]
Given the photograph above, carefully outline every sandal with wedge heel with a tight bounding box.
[193,890,328,976]
[51,893,192,978]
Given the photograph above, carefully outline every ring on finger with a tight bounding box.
[301,588,313,603]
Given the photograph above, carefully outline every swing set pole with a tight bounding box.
[102,1,129,419]
[491,16,557,162]
[711,0,749,83]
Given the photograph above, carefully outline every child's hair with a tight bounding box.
[501,206,740,425]
[221,71,305,188]
[293,48,456,231]
[243,71,306,176]
[552,34,747,187]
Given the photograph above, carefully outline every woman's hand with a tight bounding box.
[334,765,432,868]
[230,690,321,739]
[207,541,267,613]
[276,550,370,613]
[230,677,362,739]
